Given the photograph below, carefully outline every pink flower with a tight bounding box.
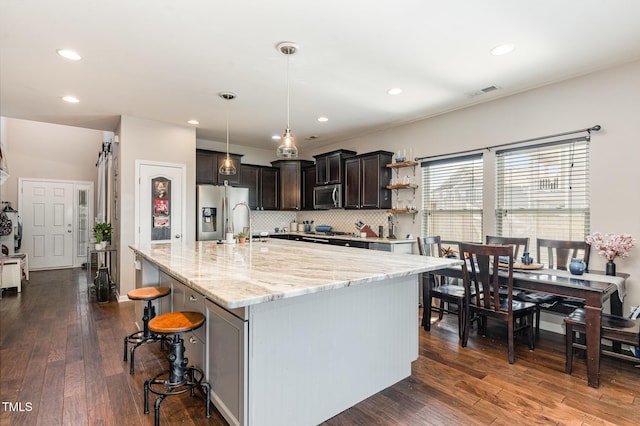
[586,232,636,261]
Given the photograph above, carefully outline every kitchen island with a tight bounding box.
[130,239,461,426]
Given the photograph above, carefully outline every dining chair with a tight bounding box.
[417,236,466,337]
[564,308,640,379]
[517,238,592,336]
[485,235,529,259]
[484,235,532,301]
[459,242,536,364]
[536,238,591,271]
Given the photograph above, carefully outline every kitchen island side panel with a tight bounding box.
[247,274,418,426]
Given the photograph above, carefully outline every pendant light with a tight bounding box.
[219,91,237,175]
[276,41,299,159]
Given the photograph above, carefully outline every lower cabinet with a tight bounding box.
[206,299,248,426]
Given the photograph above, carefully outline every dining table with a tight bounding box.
[424,263,627,388]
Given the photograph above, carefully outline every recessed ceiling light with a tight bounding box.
[491,43,515,56]
[61,95,79,103]
[57,49,82,61]
[187,119,199,125]
[387,88,403,95]
[272,135,281,140]
[317,116,328,122]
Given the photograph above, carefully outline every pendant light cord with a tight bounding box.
[226,99,230,154]
[286,51,291,130]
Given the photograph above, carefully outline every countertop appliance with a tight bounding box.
[197,184,249,241]
[313,183,342,209]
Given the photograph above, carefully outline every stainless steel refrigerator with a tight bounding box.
[196,184,249,241]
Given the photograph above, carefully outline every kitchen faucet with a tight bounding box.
[233,201,252,245]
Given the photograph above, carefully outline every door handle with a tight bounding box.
[175,234,181,239]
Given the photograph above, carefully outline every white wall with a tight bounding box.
[0,117,103,205]
[117,116,196,298]
[304,59,640,313]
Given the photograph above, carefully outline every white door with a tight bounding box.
[137,161,185,246]
[21,179,74,269]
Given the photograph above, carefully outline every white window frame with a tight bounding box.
[495,137,590,259]
[421,154,484,244]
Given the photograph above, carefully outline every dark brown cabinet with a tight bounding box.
[240,165,279,210]
[271,160,314,210]
[344,151,393,209]
[313,149,356,185]
[302,164,316,210]
[196,149,242,185]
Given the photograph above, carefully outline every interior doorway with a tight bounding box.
[135,160,185,247]
[19,178,93,270]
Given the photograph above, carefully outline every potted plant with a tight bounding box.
[440,246,458,258]
[93,222,112,249]
[236,231,247,244]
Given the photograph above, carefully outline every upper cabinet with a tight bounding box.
[313,149,357,185]
[271,160,314,210]
[239,165,279,210]
[302,164,316,210]
[196,149,243,185]
[344,151,393,210]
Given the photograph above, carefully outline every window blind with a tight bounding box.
[495,137,590,260]
[421,154,483,244]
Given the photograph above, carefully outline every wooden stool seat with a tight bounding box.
[127,286,171,301]
[149,311,205,335]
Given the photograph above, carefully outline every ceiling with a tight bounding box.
[2,1,640,151]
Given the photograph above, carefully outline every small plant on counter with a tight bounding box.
[236,232,248,243]
[93,222,112,243]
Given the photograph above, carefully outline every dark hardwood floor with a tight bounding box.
[1,269,638,425]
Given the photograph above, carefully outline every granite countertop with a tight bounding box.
[130,239,461,309]
[273,231,416,244]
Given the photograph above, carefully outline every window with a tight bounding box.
[421,154,483,244]
[495,138,590,260]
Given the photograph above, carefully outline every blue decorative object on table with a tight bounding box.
[521,252,533,265]
[569,258,586,275]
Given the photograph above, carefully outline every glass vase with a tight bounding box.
[605,260,616,276]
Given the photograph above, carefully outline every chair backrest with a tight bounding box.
[416,236,442,258]
[536,238,591,271]
[485,235,529,259]
[459,242,514,315]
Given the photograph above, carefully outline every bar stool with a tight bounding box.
[144,311,210,426]
[123,286,171,374]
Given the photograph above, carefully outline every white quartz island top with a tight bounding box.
[130,239,461,309]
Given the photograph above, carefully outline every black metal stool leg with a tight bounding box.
[144,331,211,424]
[125,299,161,374]
[202,382,211,418]
[154,394,166,426]
[123,335,129,362]
[144,378,151,414]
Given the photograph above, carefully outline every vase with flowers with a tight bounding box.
[586,232,636,276]
[93,222,112,250]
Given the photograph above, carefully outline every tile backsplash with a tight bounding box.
[296,210,389,234]
[251,211,297,234]
[253,209,406,237]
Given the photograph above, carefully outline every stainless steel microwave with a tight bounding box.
[313,184,342,209]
